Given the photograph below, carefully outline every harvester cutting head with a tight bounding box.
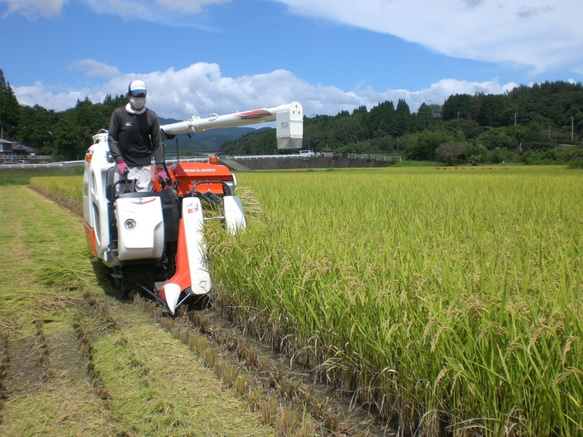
[146,156,247,314]
[157,160,236,197]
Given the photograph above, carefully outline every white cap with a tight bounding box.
[128,80,147,95]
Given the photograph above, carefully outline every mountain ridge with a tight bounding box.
[158,117,268,153]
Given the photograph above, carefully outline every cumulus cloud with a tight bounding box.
[69,59,121,79]
[80,0,228,24]
[15,81,91,110]
[274,0,583,74]
[2,0,229,23]
[14,62,519,120]
[154,0,230,14]
[0,0,65,18]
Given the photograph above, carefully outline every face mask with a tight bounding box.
[130,97,146,110]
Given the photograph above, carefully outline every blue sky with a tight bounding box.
[2,0,583,121]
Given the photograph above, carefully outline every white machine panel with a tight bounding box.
[182,197,212,295]
[116,196,164,261]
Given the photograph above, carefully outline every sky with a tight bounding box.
[2,0,583,122]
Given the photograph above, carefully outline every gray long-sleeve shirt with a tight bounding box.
[108,104,164,168]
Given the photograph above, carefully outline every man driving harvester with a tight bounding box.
[108,79,168,192]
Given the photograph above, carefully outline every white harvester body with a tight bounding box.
[83,102,303,314]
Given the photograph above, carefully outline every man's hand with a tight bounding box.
[157,168,169,181]
[117,160,128,175]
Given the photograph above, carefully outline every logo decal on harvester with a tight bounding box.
[185,168,217,173]
[187,203,200,214]
[131,198,157,205]
[238,110,272,119]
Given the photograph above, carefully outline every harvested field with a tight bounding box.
[0,185,279,436]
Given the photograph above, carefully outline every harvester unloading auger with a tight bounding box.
[83,102,303,314]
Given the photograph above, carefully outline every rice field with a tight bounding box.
[31,165,583,435]
[210,165,583,435]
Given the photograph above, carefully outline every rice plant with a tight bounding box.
[210,166,583,435]
[30,175,84,202]
[29,165,582,434]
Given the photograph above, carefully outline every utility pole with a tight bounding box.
[571,117,574,141]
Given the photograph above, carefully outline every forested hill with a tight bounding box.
[1,68,582,165]
[223,81,583,165]
[157,118,257,155]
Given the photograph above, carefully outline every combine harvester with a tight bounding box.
[83,102,303,314]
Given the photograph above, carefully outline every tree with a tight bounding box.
[18,105,58,153]
[403,130,453,161]
[392,99,412,136]
[363,100,395,137]
[435,141,467,165]
[0,69,21,139]
[444,118,484,140]
[476,94,509,127]
[522,122,552,150]
[329,115,368,149]
[477,128,516,150]
[442,94,478,122]
[51,110,87,160]
[4,64,583,164]
[415,103,434,131]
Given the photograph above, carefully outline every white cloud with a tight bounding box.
[15,81,90,110]
[80,0,228,24]
[14,62,519,120]
[2,0,229,22]
[0,0,66,18]
[274,0,583,74]
[69,59,121,79]
[154,0,230,14]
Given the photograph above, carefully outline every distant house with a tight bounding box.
[0,139,35,163]
[0,139,14,159]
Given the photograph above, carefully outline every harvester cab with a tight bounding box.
[83,102,303,314]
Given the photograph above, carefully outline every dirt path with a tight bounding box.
[0,185,390,436]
